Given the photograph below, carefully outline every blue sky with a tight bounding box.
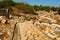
[13,0,60,7]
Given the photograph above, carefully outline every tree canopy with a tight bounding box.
[0,0,15,8]
[58,7,60,15]
[0,0,60,15]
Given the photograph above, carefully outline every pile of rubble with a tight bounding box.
[34,21,60,40]
[0,10,60,40]
[0,16,18,40]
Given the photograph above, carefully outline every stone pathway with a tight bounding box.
[17,21,52,40]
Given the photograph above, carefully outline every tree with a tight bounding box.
[58,7,60,15]
[0,0,15,8]
[0,1,3,8]
[51,7,58,11]
[14,2,38,15]
[41,6,51,12]
[34,5,41,11]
